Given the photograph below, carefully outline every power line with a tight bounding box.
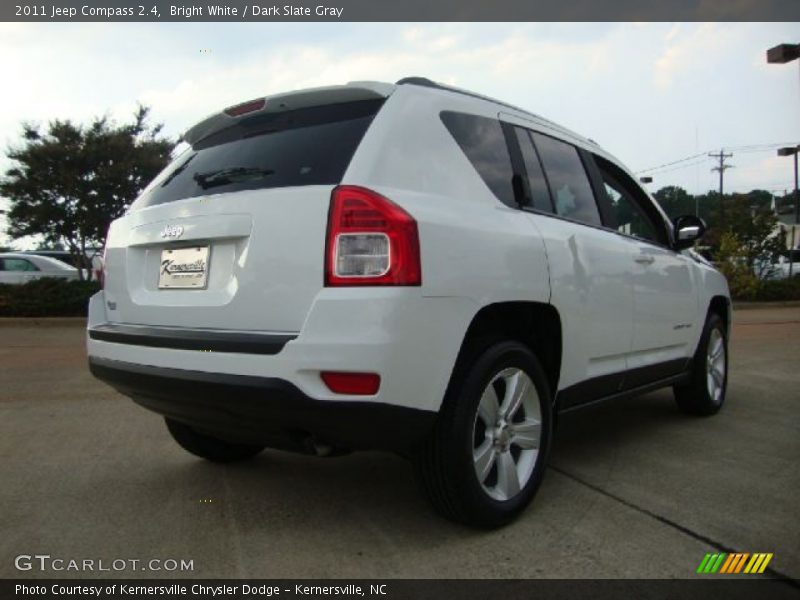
[636,152,707,174]
[635,142,796,175]
[726,142,798,151]
[644,158,709,176]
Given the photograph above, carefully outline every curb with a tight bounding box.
[0,316,87,326]
[732,300,800,310]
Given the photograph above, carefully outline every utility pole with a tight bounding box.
[709,149,733,218]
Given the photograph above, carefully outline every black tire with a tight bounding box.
[165,418,265,463]
[674,312,728,416]
[414,340,553,528]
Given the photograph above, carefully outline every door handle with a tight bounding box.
[634,255,655,265]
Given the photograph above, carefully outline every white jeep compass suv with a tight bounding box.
[87,78,730,527]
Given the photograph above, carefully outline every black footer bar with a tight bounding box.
[4,578,799,600]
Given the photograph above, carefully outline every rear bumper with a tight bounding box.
[89,356,436,454]
[87,288,480,452]
[87,289,478,414]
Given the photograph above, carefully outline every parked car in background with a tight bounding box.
[21,249,104,281]
[0,253,80,284]
[20,249,79,268]
[757,249,800,280]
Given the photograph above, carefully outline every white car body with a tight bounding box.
[87,79,730,516]
[0,253,80,284]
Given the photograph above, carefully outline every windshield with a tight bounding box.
[131,98,384,210]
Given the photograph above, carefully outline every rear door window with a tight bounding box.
[531,132,602,227]
[133,99,384,209]
[440,111,516,207]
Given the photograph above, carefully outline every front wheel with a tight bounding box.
[414,341,553,528]
[674,312,728,416]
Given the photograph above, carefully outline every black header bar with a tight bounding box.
[3,0,800,22]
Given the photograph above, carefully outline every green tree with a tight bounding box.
[715,231,761,300]
[0,106,174,279]
[694,191,723,228]
[653,185,694,220]
[653,186,785,269]
[705,195,785,277]
[743,189,773,211]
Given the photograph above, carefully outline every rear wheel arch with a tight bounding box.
[445,301,562,409]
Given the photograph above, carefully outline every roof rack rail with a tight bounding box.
[395,76,529,116]
[395,76,591,147]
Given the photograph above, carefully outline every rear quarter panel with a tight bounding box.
[345,85,551,306]
[342,87,552,406]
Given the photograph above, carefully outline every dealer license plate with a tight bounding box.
[158,246,210,289]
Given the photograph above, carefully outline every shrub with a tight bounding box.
[716,232,762,300]
[711,232,800,301]
[754,277,800,302]
[0,278,100,317]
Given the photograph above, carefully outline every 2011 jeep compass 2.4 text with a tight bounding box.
[87,78,730,527]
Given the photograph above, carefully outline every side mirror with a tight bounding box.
[673,214,707,250]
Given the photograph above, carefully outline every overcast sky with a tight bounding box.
[1,21,798,246]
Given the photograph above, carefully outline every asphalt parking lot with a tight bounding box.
[1,307,798,581]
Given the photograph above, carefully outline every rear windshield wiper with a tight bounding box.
[193,166,275,190]
[160,153,197,188]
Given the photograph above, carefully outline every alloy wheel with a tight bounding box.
[472,368,541,501]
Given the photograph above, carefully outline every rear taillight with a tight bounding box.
[325,186,421,286]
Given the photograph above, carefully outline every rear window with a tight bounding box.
[132,99,384,209]
[440,111,515,207]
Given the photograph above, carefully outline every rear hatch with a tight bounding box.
[102,85,390,333]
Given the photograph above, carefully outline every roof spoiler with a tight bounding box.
[181,81,394,146]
